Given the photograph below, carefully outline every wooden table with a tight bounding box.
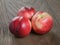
[0,0,60,45]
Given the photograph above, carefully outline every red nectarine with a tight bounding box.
[32,11,53,34]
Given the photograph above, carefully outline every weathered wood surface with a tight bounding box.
[0,0,60,45]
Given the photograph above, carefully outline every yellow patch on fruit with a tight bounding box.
[42,12,50,17]
[37,13,46,19]
[35,21,42,29]
[37,12,50,20]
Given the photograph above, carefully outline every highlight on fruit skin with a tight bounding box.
[9,16,32,37]
[32,11,53,34]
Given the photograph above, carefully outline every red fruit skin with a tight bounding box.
[32,11,53,34]
[18,7,36,19]
[9,16,31,37]
[18,17,31,37]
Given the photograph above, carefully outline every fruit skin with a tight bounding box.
[32,11,53,34]
[9,16,31,37]
[18,7,36,19]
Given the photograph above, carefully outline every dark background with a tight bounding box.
[0,0,60,45]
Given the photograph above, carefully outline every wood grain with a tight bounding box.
[0,0,60,45]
